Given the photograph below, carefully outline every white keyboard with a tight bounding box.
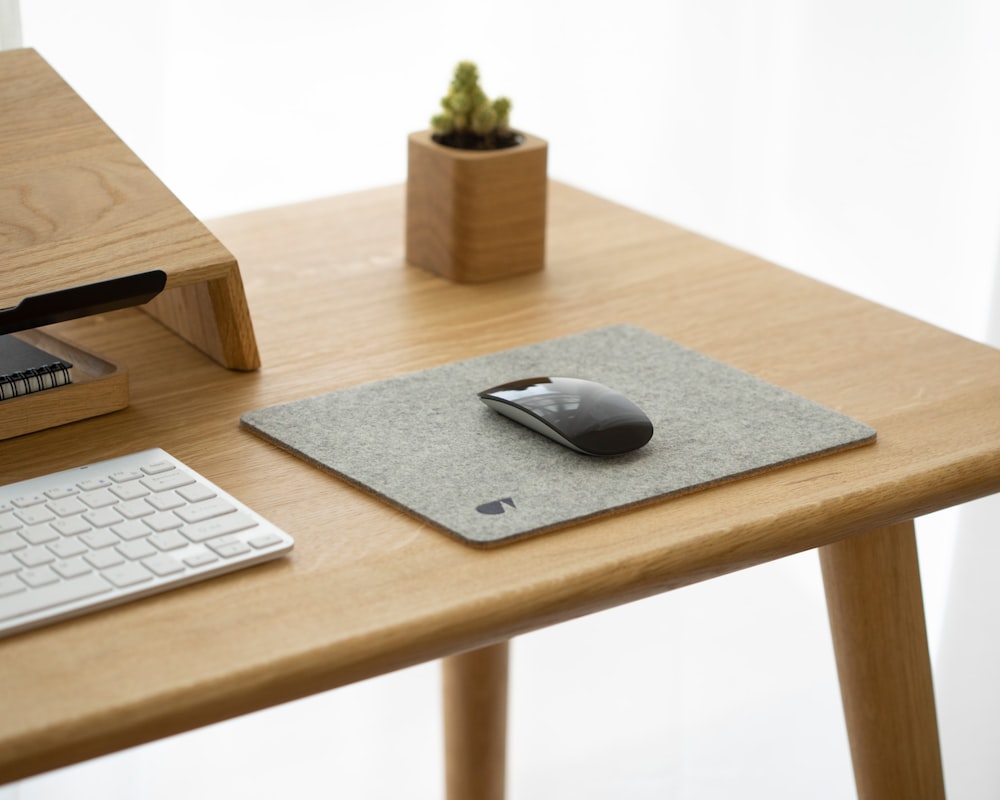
[0,448,294,638]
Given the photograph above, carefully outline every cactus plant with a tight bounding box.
[430,61,520,150]
[408,59,546,281]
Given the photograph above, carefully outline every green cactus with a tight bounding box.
[431,61,520,150]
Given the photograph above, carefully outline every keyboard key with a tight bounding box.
[142,554,185,577]
[19,566,60,588]
[85,549,125,570]
[0,532,26,553]
[110,470,144,483]
[146,513,183,533]
[48,539,89,560]
[12,493,46,508]
[249,532,285,549]
[175,500,236,525]
[0,573,111,621]
[52,558,92,579]
[141,460,175,475]
[83,508,124,529]
[149,530,188,551]
[19,526,59,546]
[16,548,55,568]
[81,530,120,550]
[117,540,158,561]
[43,486,79,500]
[142,471,195,493]
[51,517,92,536]
[146,492,185,512]
[183,552,218,568]
[47,497,87,517]
[80,489,118,509]
[116,499,154,520]
[14,507,55,526]
[77,477,113,492]
[177,483,216,504]
[183,512,258,543]
[103,562,154,588]
[0,517,22,535]
[111,483,150,502]
[0,553,20,575]
[207,538,252,558]
[112,520,152,541]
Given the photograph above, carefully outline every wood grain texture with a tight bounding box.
[820,521,945,799]
[0,48,259,369]
[406,130,547,282]
[1,182,999,784]
[142,268,261,370]
[443,642,509,800]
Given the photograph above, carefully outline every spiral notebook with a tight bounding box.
[0,334,73,401]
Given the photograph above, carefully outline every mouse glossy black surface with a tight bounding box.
[478,376,654,456]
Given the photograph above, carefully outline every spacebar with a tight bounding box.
[0,574,113,621]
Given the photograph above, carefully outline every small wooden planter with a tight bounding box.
[405,130,548,283]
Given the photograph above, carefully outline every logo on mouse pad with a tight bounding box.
[476,497,516,515]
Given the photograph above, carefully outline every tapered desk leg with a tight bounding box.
[442,640,510,800]
[819,520,945,799]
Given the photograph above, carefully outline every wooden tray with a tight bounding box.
[0,330,128,440]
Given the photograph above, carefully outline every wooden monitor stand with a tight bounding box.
[0,48,260,373]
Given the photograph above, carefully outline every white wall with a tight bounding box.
[9,1,1000,797]
[20,0,1000,339]
[0,0,21,48]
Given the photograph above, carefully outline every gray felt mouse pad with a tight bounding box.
[240,325,876,546]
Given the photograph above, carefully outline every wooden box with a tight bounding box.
[405,129,547,283]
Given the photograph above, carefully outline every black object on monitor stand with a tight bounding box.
[0,270,167,336]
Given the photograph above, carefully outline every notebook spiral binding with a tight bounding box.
[0,362,73,400]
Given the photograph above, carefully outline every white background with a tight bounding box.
[4,1,1000,797]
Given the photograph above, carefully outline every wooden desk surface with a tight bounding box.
[3,182,1000,782]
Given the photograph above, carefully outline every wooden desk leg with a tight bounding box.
[819,520,945,799]
[442,641,510,800]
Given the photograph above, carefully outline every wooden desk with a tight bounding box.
[3,183,1000,798]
